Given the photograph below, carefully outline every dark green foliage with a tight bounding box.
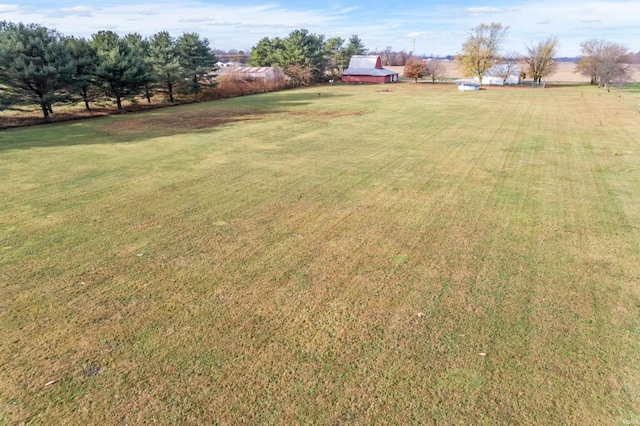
[274,29,325,82]
[67,37,98,111]
[149,31,181,103]
[123,33,155,103]
[343,35,367,66]
[176,33,217,94]
[0,22,75,121]
[323,37,345,78]
[249,30,368,82]
[91,31,151,110]
[248,37,284,67]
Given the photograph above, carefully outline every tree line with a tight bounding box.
[249,30,367,85]
[1,23,369,121]
[454,23,635,87]
[0,22,217,121]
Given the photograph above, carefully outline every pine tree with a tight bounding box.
[124,33,155,103]
[0,22,75,121]
[149,31,181,102]
[67,37,98,111]
[91,31,150,110]
[176,33,217,94]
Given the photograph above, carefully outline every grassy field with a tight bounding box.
[1,82,640,424]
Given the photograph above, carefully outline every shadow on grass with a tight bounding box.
[0,90,353,151]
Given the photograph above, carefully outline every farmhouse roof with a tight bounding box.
[342,55,398,76]
[485,64,522,77]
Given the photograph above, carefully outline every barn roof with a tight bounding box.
[347,55,382,69]
[216,67,282,77]
[342,68,398,76]
[342,55,398,77]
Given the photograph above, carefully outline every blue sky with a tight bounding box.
[2,1,639,56]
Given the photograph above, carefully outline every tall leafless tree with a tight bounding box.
[426,59,446,83]
[576,39,631,89]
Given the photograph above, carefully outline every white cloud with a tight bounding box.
[465,6,507,15]
[59,5,99,17]
[0,3,26,13]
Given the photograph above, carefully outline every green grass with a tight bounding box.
[1,83,640,424]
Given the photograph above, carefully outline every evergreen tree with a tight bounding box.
[123,33,155,103]
[0,22,75,121]
[91,31,150,110]
[149,31,181,103]
[176,33,217,94]
[248,37,284,67]
[323,37,345,78]
[274,29,325,82]
[343,35,367,66]
[67,37,98,111]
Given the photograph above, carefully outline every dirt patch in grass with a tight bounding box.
[95,109,257,138]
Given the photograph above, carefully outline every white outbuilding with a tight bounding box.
[215,67,288,83]
[474,64,522,86]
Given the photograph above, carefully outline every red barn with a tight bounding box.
[341,55,399,84]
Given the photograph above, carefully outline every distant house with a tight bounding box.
[216,61,244,68]
[475,64,522,86]
[341,55,399,84]
[215,66,288,83]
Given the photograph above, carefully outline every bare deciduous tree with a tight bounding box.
[525,36,559,84]
[458,22,509,85]
[425,59,445,83]
[576,39,605,85]
[576,39,631,89]
[496,51,522,84]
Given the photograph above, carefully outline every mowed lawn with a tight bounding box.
[1,82,639,424]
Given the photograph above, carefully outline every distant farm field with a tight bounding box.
[388,61,640,83]
[1,82,640,424]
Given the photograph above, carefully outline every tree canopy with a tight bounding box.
[403,58,427,83]
[0,22,221,120]
[458,23,509,84]
[525,36,559,84]
[0,22,75,120]
[576,39,631,88]
[91,31,151,110]
[176,33,218,94]
[248,30,368,83]
[148,31,182,103]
